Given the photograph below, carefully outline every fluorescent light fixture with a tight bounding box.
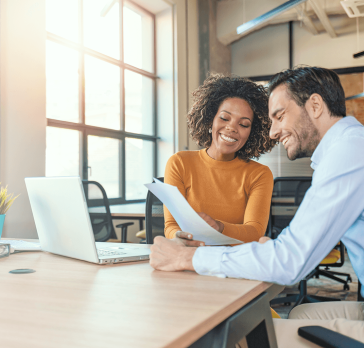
[237,0,307,36]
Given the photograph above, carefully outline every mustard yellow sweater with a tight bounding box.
[164,149,273,243]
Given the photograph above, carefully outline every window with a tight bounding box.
[45,0,157,204]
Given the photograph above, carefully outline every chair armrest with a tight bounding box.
[115,222,134,228]
[298,326,364,348]
[115,222,134,243]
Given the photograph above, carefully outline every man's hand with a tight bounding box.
[259,236,271,244]
[197,212,224,232]
[175,231,205,247]
[149,236,197,272]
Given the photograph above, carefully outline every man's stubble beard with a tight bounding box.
[287,107,320,161]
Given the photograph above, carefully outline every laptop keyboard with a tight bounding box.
[97,249,126,257]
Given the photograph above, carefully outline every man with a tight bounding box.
[149,67,364,347]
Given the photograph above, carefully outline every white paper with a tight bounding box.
[145,180,243,246]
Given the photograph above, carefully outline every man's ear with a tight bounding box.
[306,93,324,120]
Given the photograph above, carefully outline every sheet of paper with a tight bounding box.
[145,180,243,246]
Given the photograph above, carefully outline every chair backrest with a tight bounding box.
[145,177,165,244]
[359,281,364,301]
[82,180,116,242]
[268,177,312,239]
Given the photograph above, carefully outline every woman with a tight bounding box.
[164,73,276,244]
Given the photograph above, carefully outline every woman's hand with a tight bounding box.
[197,212,224,233]
[259,236,271,244]
[174,231,205,247]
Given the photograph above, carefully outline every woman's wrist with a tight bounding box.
[217,220,224,233]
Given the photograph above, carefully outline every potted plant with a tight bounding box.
[0,185,18,238]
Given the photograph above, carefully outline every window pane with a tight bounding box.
[46,41,79,122]
[85,55,120,130]
[83,0,120,59]
[46,127,80,176]
[123,4,154,73]
[46,0,78,42]
[125,138,154,200]
[125,70,154,135]
[88,135,121,199]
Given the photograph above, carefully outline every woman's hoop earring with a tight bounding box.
[208,128,212,133]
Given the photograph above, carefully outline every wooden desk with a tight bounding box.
[0,248,283,348]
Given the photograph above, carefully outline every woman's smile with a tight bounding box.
[220,133,238,143]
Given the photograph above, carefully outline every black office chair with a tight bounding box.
[145,177,165,244]
[269,177,351,308]
[359,281,364,301]
[82,180,134,243]
[268,177,312,239]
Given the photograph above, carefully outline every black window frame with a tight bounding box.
[46,0,158,205]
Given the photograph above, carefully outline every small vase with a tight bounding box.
[0,215,5,239]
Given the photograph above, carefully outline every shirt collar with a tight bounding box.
[311,116,359,170]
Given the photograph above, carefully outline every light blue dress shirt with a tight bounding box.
[193,116,364,297]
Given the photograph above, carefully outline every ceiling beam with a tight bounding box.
[217,1,344,45]
[308,0,337,38]
[295,4,318,35]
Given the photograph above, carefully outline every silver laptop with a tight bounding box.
[25,177,150,264]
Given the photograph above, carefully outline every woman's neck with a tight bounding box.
[206,147,236,161]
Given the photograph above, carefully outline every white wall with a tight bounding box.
[156,0,201,175]
[232,23,290,77]
[187,0,201,152]
[257,144,313,179]
[156,7,175,177]
[0,0,46,238]
[293,15,364,68]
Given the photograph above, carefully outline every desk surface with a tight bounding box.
[89,202,146,217]
[0,245,282,348]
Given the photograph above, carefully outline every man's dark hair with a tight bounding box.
[267,66,346,117]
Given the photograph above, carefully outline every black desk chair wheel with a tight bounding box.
[82,180,134,243]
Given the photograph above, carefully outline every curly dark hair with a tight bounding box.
[187,73,277,161]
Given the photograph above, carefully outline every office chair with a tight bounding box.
[145,177,165,244]
[82,180,134,243]
[359,281,364,302]
[269,177,351,308]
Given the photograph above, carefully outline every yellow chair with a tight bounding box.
[136,229,146,240]
[313,242,351,290]
[271,308,281,319]
[271,242,350,308]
